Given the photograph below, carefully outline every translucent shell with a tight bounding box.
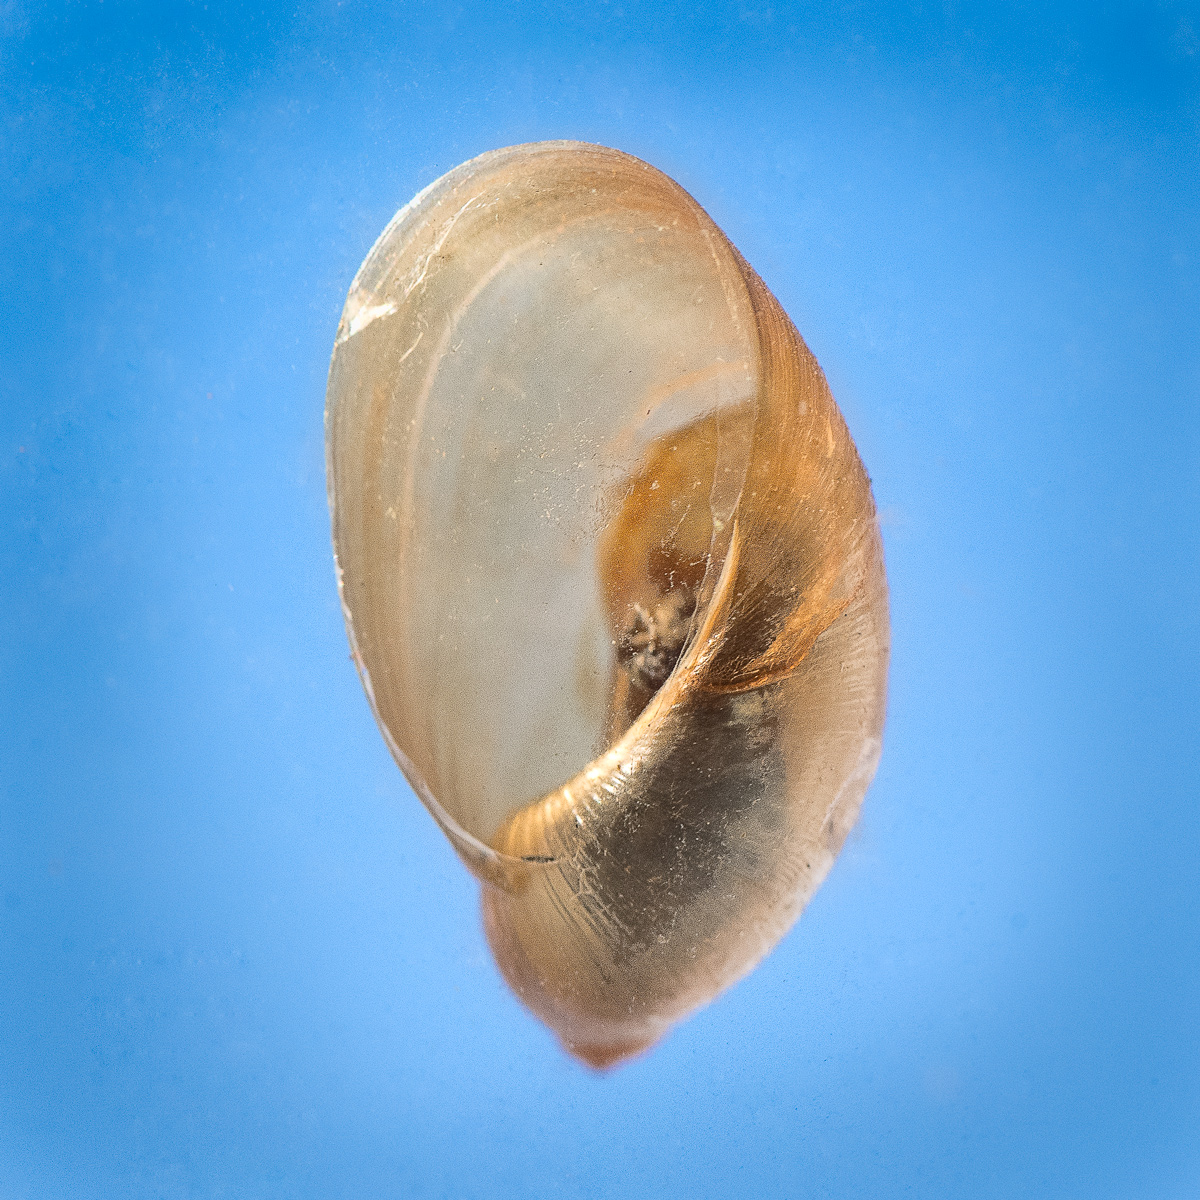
[326,142,889,1068]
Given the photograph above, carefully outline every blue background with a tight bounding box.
[3,2,1198,1196]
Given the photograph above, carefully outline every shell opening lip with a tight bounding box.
[352,655,559,891]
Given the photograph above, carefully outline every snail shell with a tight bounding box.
[326,142,889,1068]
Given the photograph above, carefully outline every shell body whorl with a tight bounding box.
[326,142,889,1067]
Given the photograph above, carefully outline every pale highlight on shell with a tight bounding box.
[326,141,889,1068]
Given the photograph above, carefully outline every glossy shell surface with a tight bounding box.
[326,141,889,1067]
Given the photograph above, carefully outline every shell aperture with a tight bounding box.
[325,141,889,1067]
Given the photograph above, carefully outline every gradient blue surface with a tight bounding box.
[3,2,1198,1196]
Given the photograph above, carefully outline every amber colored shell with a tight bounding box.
[326,141,889,1068]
